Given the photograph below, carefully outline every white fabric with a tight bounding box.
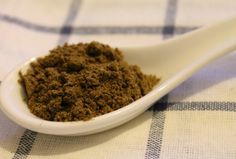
[0,0,236,158]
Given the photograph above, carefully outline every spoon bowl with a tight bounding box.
[1,16,236,136]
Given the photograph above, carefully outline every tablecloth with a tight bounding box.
[0,0,236,158]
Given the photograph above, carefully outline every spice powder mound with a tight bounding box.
[19,41,160,121]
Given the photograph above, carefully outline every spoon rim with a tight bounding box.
[2,16,236,135]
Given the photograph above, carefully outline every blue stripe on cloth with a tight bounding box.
[12,130,37,159]
[0,13,197,35]
[0,13,58,33]
[58,0,82,44]
[12,0,82,158]
[162,0,178,37]
[165,102,236,111]
[71,26,197,35]
[145,100,166,159]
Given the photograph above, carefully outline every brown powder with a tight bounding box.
[19,41,159,121]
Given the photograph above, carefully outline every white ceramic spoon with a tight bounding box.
[1,17,236,136]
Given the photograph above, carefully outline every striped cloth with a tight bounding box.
[0,0,236,158]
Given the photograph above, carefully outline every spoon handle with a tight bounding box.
[124,16,236,82]
[168,16,236,65]
[155,16,236,96]
[123,16,236,100]
[170,16,236,79]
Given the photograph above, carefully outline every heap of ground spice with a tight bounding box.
[19,41,159,121]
